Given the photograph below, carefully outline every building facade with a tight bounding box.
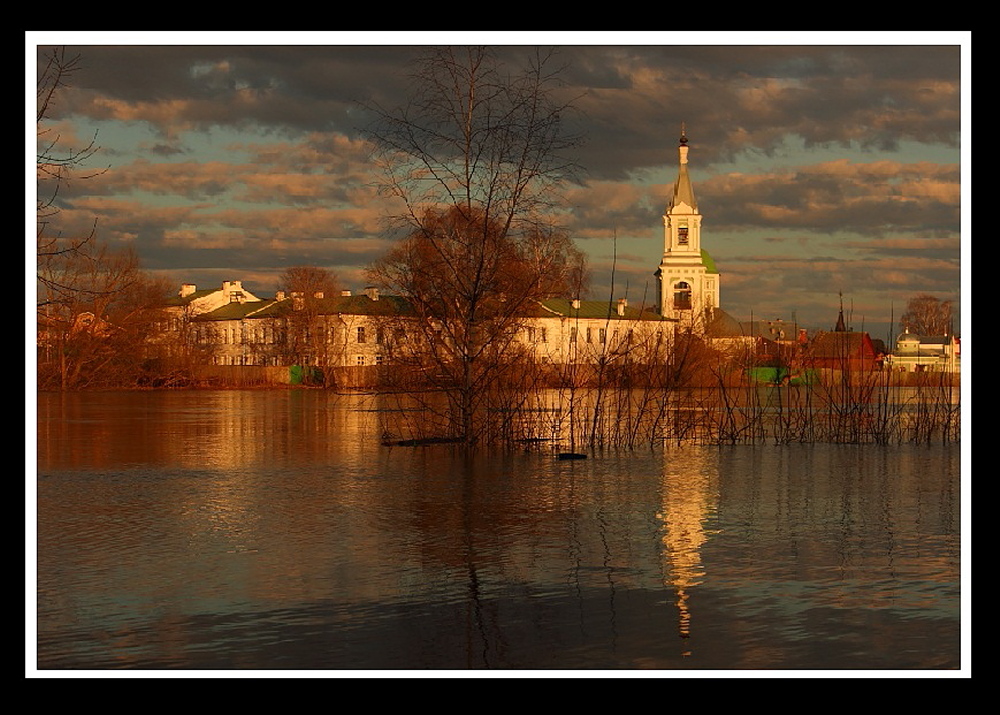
[163,284,412,368]
[162,282,676,370]
[887,330,961,373]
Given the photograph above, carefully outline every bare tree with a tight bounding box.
[37,243,171,390]
[277,265,341,299]
[268,265,342,370]
[523,224,590,299]
[364,47,584,445]
[36,47,109,309]
[35,47,178,390]
[900,294,954,336]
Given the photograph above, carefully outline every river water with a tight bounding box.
[32,390,965,674]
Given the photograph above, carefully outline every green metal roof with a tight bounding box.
[701,250,718,274]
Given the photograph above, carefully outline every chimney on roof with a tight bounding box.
[314,291,324,299]
[276,290,286,301]
[341,290,352,297]
[179,283,197,298]
[617,298,627,316]
[572,298,581,310]
[365,286,379,301]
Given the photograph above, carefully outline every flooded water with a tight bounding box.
[32,390,964,673]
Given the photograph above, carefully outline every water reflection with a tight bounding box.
[34,391,961,670]
[656,447,719,649]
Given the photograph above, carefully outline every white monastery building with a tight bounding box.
[162,130,726,370]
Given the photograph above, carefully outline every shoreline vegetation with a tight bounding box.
[36,362,961,449]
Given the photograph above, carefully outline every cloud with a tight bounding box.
[697,159,960,235]
[33,41,965,332]
[47,45,961,164]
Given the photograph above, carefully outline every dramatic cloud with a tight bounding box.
[32,36,966,335]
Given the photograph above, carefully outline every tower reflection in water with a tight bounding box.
[656,446,719,653]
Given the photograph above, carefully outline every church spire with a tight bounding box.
[834,292,847,332]
[670,125,697,212]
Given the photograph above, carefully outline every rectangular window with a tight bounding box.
[357,327,366,343]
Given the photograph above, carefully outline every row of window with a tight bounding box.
[209,353,387,367]
[534,326,653,345]
[186,323,394,346]
[190,318,680,346]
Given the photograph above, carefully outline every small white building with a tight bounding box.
[887,330,960,373]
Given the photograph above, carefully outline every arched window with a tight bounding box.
[673,282,692,310]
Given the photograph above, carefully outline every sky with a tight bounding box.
[28,32,969,341]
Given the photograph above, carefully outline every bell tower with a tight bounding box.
[656,127,720,327]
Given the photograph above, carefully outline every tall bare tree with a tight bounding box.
[364,47,584,445]
[277,265,341,299]
[900,294,954,336]
[36,47,108,310]
[35,48,179,390]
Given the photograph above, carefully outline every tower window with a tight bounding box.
[673,282,692,310]
[678,225,689,246]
